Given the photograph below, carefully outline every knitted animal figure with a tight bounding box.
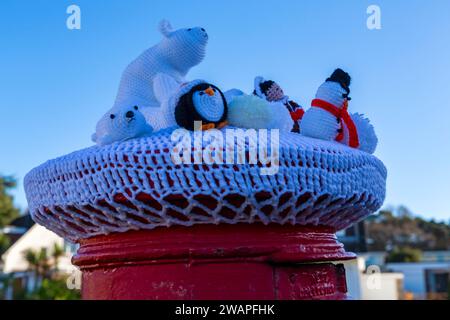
[112,19,208,120]
[174,81,228,131]
[227,94,292,132]
[223,88,245,105]
[253,76,304,133]
[92,105,154,146]
[149,78,228,131]
[300,69,378,154]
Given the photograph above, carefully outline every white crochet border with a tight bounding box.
[24,128,387,242]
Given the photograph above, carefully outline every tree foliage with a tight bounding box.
[0,175,20,227]
[366,207,450,251]
[22,243,80,300]
[27,278,81,300]
[0,233,11,257]
[385,246,422,263]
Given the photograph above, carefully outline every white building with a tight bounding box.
[386,262,450,300]
[344,257,404,300]
[1,224,80,299]
[345,251,450,300]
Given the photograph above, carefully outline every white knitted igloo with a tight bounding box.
[24,128,386,242]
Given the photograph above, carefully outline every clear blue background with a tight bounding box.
[1,0,449,221]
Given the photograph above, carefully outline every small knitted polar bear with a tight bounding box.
[300,69,378,154]
[91,105,153,146]
[112,20,209,121]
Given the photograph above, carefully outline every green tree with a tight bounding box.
[386,246,422,263]
[51,243,64,272]
[0,175,20,226]
[366,207,450,251]
[27,278,81,300]
[22,244,80,300]
[23,248,42,290]
[0,233,11,257]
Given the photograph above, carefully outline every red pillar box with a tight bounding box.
[74,224,352,300]
[24,130,386,300]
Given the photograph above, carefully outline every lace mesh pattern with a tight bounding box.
[24,128,387,242]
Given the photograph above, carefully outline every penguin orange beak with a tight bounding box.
[204,87,215,96]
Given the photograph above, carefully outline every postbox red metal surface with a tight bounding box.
[73,223,354,300]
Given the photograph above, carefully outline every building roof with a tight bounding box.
[9,214,34,229]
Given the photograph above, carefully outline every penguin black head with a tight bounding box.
[326,68,352,99]
[175,83,228,131]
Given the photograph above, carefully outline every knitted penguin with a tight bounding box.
[253,77,305,133]
[91,105,154,146]
[112,20,208,121]
[174,80,228,131]
[149,77,228,131]
[300,69,378,154]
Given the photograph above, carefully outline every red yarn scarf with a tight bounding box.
[290,108,305,122]
[311,99,359,148]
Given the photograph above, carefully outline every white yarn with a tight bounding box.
[300,81,378,154]
[253,76,290,105]
[228,95,292,132]
[141,73,182,131]
[301,82,343,141]
[158,19,173,37]
[192,88,225,122]
[301,108,340,141]
[223,88,245,104]
[346,113,378,154]
[91,105,153,146]
[152,72,180,104]
[112,20,208,113]
[24,128,387,241]
[315,81,346,107]
[254,76,265,98]
[144,79,207,131]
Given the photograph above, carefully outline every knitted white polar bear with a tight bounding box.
[112,20,209,122]
[91,105,153,146]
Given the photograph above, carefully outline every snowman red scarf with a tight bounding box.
[311,99,360,148]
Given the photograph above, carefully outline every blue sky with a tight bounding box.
[0,0,449,221]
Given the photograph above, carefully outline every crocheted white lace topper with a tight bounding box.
[24,128,387,242]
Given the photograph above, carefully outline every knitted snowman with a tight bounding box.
[91,105,153,146]
[112,20,209,121]
[253,77,304,133]
[148,77,228,131]
[300,69,378,154]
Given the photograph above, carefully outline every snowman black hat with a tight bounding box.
[326,68,351,96]
[172,79,228,131]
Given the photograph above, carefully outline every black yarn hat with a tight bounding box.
[326,68,351,93]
